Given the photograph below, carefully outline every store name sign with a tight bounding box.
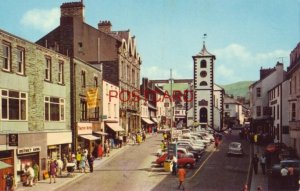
[18,146,41,155]
[77,123,93,135]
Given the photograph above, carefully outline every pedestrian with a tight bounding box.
[92,144,98,159]
[49,159,57,184]
[177,166,186,190]
[56,156,63,176]
[259,154,266,175]
[242,184,248,191]
[172,155,178,175]
[4,172,14,191]
[106,140,110,156]
[280,166,288,188]
[24,163,34,186]
[32,161,39,185]
[98,144,103,159]
[80,150,87,173]
[76,150,81,170]
[214,137,219,150]
[119,135,123,148]
[252,154,259,175]
[87,153,94,173]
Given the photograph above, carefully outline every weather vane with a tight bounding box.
[203,33,207,45]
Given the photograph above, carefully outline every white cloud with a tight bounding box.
[213,43,290,84]
[20,8,60,32]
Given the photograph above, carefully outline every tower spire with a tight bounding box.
[203,33,207,47]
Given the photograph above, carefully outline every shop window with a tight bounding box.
[1,89,27,120]
[45,96,65,121]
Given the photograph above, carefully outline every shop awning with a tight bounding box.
[0,161,12,170]
[106,123,124,132]
[142,118,154,124]
[151,118,158,123]
[79,134,100,141]
[94,131,108,136]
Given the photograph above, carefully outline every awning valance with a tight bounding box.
[106,123,124,132]
[94,131,108,136]
[79,134,100,141]
[142,118,154,124]
[151,118,158,123]
[0,161,12,170]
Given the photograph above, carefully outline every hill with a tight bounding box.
[220,81,254,98]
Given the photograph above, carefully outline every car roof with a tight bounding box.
[229,142,241,145]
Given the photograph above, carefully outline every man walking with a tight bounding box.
[177,166,186,190]
[252,154,259,175]
[260,154,266,175]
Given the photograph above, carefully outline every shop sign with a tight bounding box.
[18,146,41,155]
[77,122,93,135]
[8,134,18,146]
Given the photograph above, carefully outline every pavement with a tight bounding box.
[15,138,138,191]
[249,144,272,191]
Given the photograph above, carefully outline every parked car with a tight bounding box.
[227,142,243,156]
[269,159,300,176]
[156,153,196,168]
[177,147,196,159]
[177,145,204,159]
[265,143,287,154]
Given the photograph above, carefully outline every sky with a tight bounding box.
[0,0,299,85]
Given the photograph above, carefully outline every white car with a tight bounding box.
[177,140,205,150]
[178,137,206,148]
[227,142,243,156]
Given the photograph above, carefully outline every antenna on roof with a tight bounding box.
[277,57,285,63]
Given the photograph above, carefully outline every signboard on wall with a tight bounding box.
[17,146,41,155]
[77,123,93,135]
[8,134,18,146]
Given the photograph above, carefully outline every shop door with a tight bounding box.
[0,158,13,191]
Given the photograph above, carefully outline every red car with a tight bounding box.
[265,143,287,153]
[156,153,196,168]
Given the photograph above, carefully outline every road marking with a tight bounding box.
[187,150,215,180]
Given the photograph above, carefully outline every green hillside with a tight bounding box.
[220,81,254,98]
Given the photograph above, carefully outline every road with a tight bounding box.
[57,131,251,191]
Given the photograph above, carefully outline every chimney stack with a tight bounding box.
[60,1,85,21]
[98,20,112,33]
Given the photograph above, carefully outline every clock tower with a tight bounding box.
[192,43,216,129]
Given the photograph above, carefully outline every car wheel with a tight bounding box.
[185,163,192,168]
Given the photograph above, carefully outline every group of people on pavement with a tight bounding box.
[21,161,39,187]
[75,148,95,174]
[251,153,267,175]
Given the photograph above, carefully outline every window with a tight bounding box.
[132,69,135,86]
[292,103,296,121]
[1,89,27,120]
[225,104,229,109]
[45,57,52,81]
[94,76,98,87]
[92,107,99,120]
[106,83,108,95]
[277,105,279,120]
[108,103,111,118]
[200,60,206,68]
[200,71,207,78]
[44,96,65,121]
[80,99,87,121]
[256,106,261,117]
[58,61,64,84]
[17,47,25,74]
[1,42,11,71]
[256,87,261,97]
[200,81,207,86]
[127,65,130,83]
[114,104,117,118]
[81,71,86,87]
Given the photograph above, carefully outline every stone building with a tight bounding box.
[36,2,141,140]
[0,29,71,187]
[72,58,102,153]
[287,42,300,155]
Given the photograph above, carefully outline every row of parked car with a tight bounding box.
[155,128,215,168]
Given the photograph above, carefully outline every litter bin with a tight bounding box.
[164,160,173,172]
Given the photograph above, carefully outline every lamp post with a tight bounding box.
[169,69,174,140]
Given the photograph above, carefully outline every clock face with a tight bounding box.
[200,71,207,78]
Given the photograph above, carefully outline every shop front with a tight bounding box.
[0,150,14,191]
[16,146,40,183]
[141,117,154,133]
[77,123,100,153]
[105,122,124,147]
